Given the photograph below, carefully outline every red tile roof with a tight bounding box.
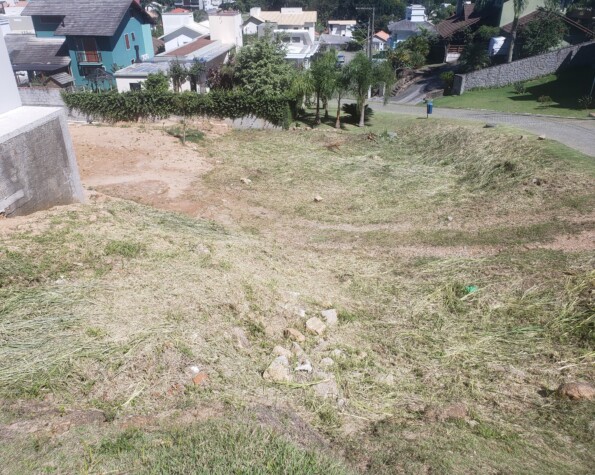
[170,8,190,14]
[374,30,390,42]
[162,37,214,57]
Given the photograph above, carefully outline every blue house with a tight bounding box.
[23,0,155,89]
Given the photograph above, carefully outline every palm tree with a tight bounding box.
[310,51,339,124]
[507,0,528,63]
[334,66,351,129]
[347,52,396,127]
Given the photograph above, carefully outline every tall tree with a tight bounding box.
[507,0,528,63]
[310,50,339,124]
[233,36,295,95]
[346,52,395,127]
[168,60,188,93]
[334,65,352,129]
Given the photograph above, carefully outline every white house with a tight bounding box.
[160,8,210,52]
[247,7,317,42]
[274,29,319,68]
[0,0,34,34]
[372,31,389,52]
[328,20,356,37]
[388,5,435,46]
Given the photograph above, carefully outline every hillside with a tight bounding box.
[1,114,593,473]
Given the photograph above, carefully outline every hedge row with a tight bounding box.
[61,90,295,128]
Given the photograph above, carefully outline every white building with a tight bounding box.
[246,7,317,42]
[328,20,356,38]
[406,4,428,22]
[160,8,210,53]
[0,0,34,34]
[388,5,435,45]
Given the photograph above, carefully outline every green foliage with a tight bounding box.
[310,50,339,122]
[233,36,296,95]
[62,90,294,127]
[345,52,395,126]
[387,29,434,69]
[578,94,593,110]
[142,72,169,93]
[513,81,526,94]
[168,60,188,93]
[538,95,553,106]
[104,240,144,258]
[460,43,490,72]
[519,9,567,58]
[440,71,455,95]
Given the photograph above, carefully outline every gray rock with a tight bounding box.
[272,345,292,359]
[320,357,334,367]
[263,356,292,383]
[314,195,323,202]
[232,327,250,349]
[321,309,338,326]
[295,361,313,372]
[313,372,339,399]
[284,328,306,342]
[306,317,326,335]
[240,177,252,184]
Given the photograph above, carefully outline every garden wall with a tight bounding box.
[453,41,595,95]
[18,87,87,121]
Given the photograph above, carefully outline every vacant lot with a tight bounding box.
[1,114,593,473]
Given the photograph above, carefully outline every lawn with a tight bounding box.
[434,67,595,118]
[0,113,593,473]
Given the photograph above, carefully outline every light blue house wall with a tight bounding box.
[31,8,153,89]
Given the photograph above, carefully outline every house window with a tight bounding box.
[125,34,130,50]
[129,82,141,91]
[131,32,136,41]
[291,37,301,43]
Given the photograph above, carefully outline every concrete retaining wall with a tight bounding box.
[0,107,84,216]
[18,87,88,121]
[453,41,595,95]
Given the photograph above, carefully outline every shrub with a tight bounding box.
[62,90,295,128]
[578,95,593,110]
[341,103,373,124]
[440,71,455,95]
[537,95,553,106]
[513,82,526,94]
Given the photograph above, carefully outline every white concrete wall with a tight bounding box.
[115,76,192,93]
[164,33,196,52]
[0,31,21,114]
[243,20,259,35]
[209,12,243,47]
[163,12,194,36]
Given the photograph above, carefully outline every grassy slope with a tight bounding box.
[434,67,595,118]
[0,114,594,474]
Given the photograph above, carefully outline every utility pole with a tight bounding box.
[356,6,375,59]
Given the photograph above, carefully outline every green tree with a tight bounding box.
[233,36,295,95]
[519,8,567,58]
[387,29,434,70]
[143,71,170,93]
[188,59,205,92]
[310,50,339,124]
[334,65,352,129]
[507,0,528,63]
[345,52,395,127]
[168,60,188,93]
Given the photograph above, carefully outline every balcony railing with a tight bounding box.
[76,51,102,63]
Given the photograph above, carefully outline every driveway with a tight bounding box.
[368,101,595,157]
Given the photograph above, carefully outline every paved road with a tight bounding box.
[368,101,595,157]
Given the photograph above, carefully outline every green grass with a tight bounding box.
[1,419,352,474]
[166,125,205,144]
[434,67,595,118]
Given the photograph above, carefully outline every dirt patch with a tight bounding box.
[71,122,215,215]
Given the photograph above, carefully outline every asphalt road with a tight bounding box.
[368,101,595,157]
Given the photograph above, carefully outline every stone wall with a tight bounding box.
[18,87,87,121]
[453,41,595,95]
[0,107,84,216]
